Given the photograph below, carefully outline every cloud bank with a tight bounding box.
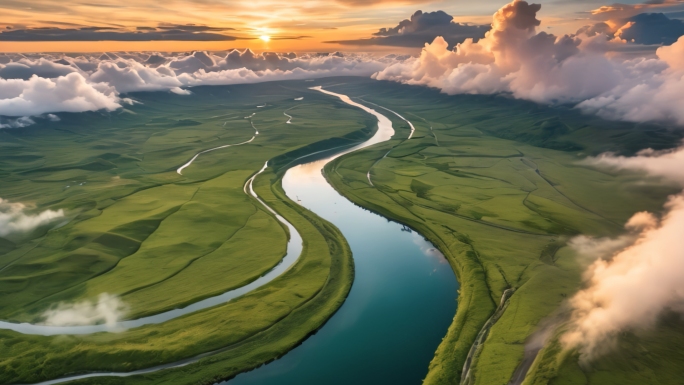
[0,24,241,42]
[562,145,684,363]
[0,198,65,237]
[2,2,684,128]
[41,293,127,327]
[373,0,684,126]
[0,50,394,118]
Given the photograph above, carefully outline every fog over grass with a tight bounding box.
[0,198,64,237]
[41,293,128,327]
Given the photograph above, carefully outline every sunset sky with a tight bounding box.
[3,0,683,53]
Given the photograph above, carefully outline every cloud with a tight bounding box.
[562,146,684,363]
[41,293,128,327]
[0,116,35,129]
[589,0,684,21]
[656,35,684,70]
[373,0,684,126]
[0,58,78,80]
[0,50,394,111]
[587,145,684,185]
[90,61,184,93]
[578,12,684,46]
[0,72,121,117]
[616,13,684,45]
[0,24,241,42]
[330,10,490,48]
[0,198,64,237]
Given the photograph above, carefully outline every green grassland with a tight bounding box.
[2,76,683,385]
[320,78,683,385]
[0,80,372,383]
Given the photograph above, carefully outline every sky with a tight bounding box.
[2,0,682,53]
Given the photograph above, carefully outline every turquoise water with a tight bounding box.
[226,151,459,385]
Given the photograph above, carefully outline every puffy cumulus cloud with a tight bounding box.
[576,37,684,124]
[0,198,64,237]
[657,35,684,71]
[41,293,128,327]
[329,10,490,48]
[562,145,684,363]
[0,73,121,117]
[374,0,684,126]
[90,61,183,93]
[0,58,78,80]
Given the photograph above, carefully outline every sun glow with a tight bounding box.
[260,35,271,42]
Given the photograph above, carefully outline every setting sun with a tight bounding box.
[260,35,271,42]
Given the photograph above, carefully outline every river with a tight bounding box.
[224,88,458,385]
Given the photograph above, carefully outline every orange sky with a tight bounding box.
[0,0,663,52]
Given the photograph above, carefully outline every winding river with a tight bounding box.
[225,88,458,384]
[3,86,458,385]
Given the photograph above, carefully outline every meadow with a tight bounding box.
[1,76,682,385]
[321,78,683,385]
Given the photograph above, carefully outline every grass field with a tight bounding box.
[320,78,683,385]
[1,77,683,385]
[0,80,372,383]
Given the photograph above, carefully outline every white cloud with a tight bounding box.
[0,73,121,117]
[563,145,684,363]
[0,58,78,80]
[41,293,128,327]
[0,198,64,237]
[170,87,192,95]
[587,144,684,185]
[373,0,684,126]
[0,51,393,118]
[90,61,183,93]
[0,116,35,129]
[1,15,683,127]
